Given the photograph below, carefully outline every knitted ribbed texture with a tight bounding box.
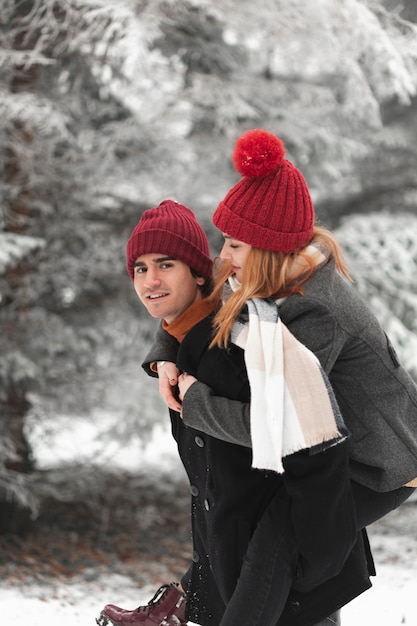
[213,131,315,253]
[126,200,213,280]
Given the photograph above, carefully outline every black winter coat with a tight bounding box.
[144,315,374,626]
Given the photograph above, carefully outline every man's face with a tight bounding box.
[133,253,205,324]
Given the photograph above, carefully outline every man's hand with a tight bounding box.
[157,361,182,411]
[178,372,197,402]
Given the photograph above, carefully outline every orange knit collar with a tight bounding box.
[162,298,216,343]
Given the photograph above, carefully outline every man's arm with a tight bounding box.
[283,442,357,591]
[141,324,182,411]
[141,323,179,377]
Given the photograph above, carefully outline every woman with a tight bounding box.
[155,130,417,625]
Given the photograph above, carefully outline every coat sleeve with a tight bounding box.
[141,324,179,378]
[181,381,252,447]
[283,442,358,591]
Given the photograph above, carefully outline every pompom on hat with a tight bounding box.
[126,199,213,280]
[212,129,315,253]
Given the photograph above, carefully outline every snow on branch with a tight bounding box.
[0,233,45,275]
[0,91,71,139]
[352,0,417,105]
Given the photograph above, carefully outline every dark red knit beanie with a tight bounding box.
[126,199,213,281]
[213,129,314,253]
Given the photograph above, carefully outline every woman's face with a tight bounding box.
[219,234,252,283]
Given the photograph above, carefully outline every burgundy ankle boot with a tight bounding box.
[96,583,187,626]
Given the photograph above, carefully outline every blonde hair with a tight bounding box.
[209,225,351,348]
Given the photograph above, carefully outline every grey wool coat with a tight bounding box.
[176,258,417,492]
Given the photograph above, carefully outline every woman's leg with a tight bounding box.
[313,611,341,626]
[352,483,415,528]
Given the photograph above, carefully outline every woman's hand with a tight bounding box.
[157,361,182,412]
[178,372,198,402]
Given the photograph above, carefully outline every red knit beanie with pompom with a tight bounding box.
[212,129,314,253]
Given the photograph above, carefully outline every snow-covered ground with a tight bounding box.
[2,415,417,625]
[2,561,416,626]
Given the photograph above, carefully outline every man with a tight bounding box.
[96,198,217,626]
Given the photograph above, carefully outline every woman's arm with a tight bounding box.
[180,377,251,447]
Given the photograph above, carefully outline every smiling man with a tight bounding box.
[97,199,214,626]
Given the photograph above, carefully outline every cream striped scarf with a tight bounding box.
[227,281,349,473]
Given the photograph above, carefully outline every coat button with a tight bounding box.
[192,550,200,563]
[194,435,205,448]
[204,499,210,511]
[190,485,199,497]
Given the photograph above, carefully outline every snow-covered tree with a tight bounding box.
[1,0,416,531]
[336,212,417,378]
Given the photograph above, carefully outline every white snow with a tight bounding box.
[1,565,416,626]
[3,567,417,626]
[2,414,417,625]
